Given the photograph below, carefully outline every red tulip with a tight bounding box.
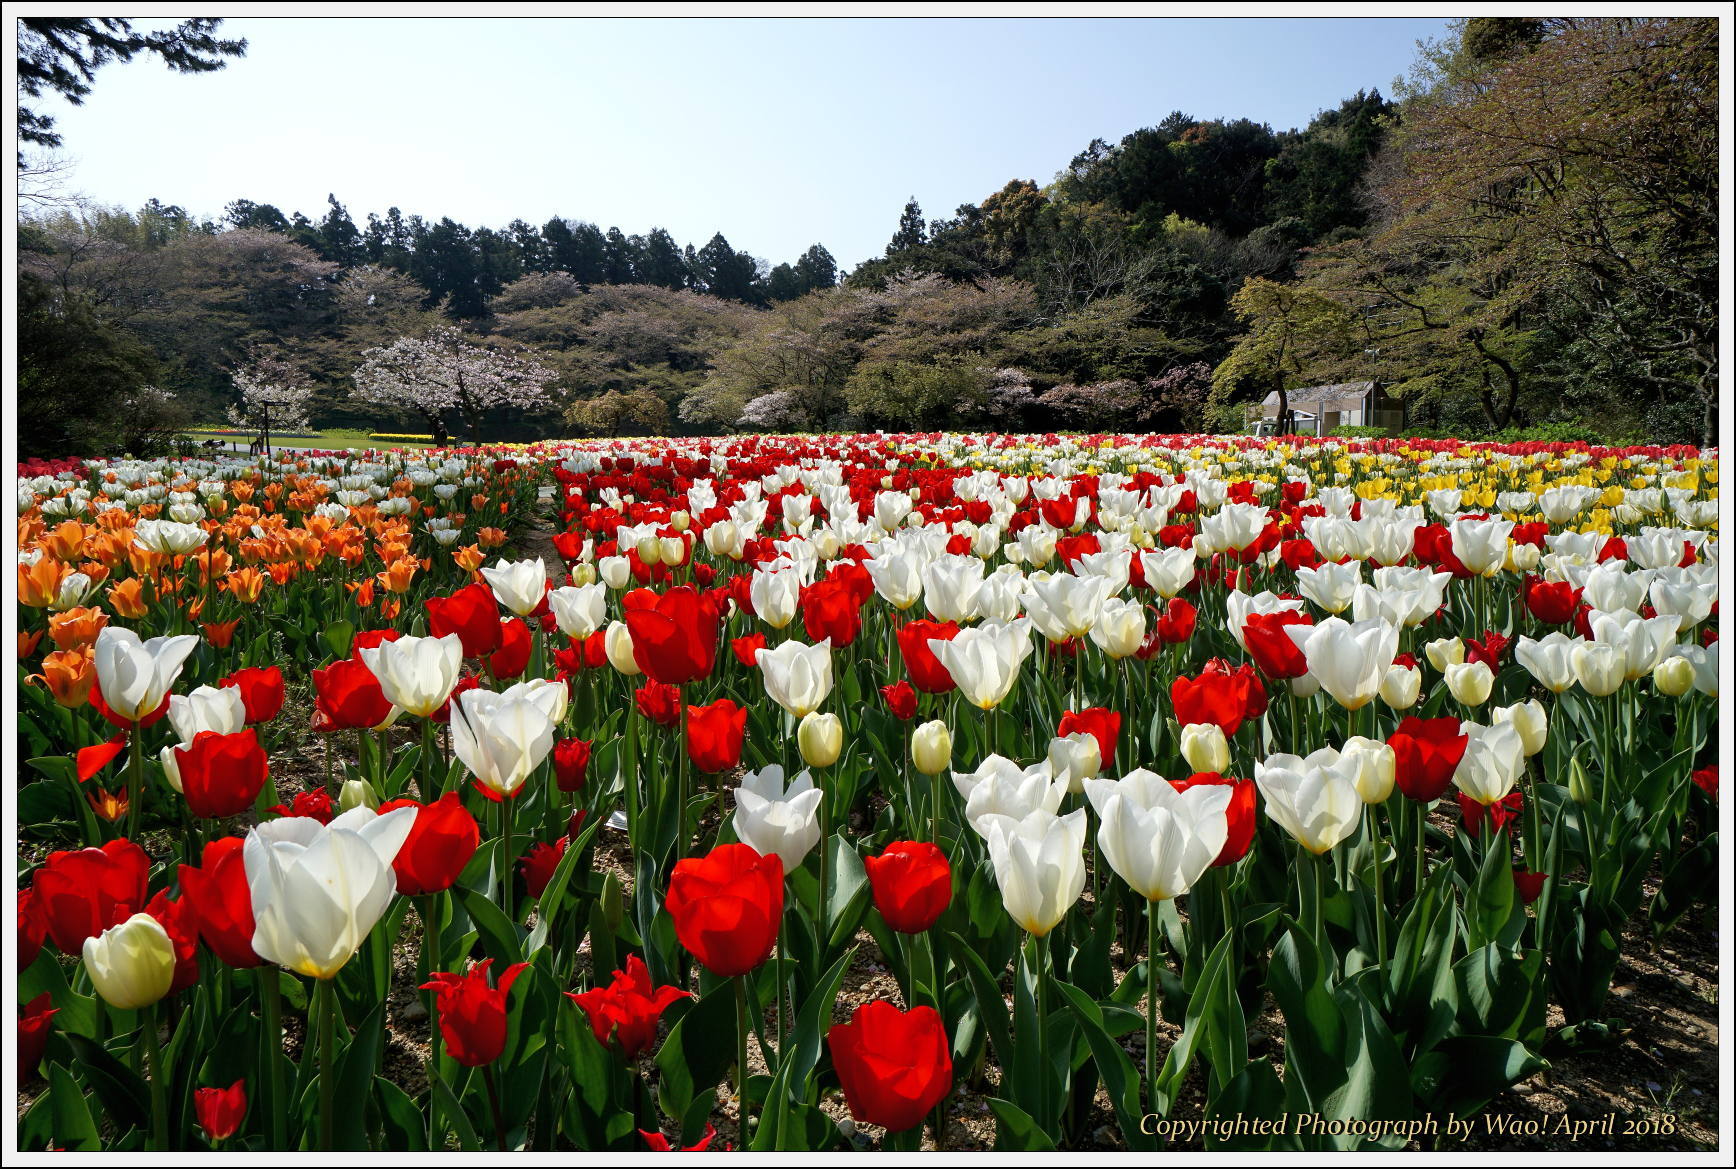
[267,787,335,823]
[18,889,47,971]
[555,632,608,674]
[19,993,57,1081]
[489,617,533,680]
[1464,630,1510,669]
[1057,707,1121,767]
[1388,717,1469,803]
[1170,665,1262,739]
[144,888,200,994]
[30,838,150,953]
[1457,791,1523,839]
[880,680,918,721]
[897,619,959,694]
[1691,765,1717,799]
[1512,869,1547,905]
[827,1000,953,1133]
[640,1125,720,1151]
[421,959,531,1066]
[1171,772,1257,866]
[1243,611,1313,680]
[730,632,767,668]
[349,628,402,655]
[553,738,593,793]
[520,836,570,898]
[177,837,264,969]
[311,657,395,731]
[635,682,682,727]
[801,576,864,647]
[379,792,478,896]
[218,665,285,724]
[665,843,783,977]
[863,841,952,934]
[75,733,127,782]
[194,1078,247,1143]
[686,699,748,773]
[1153,597,1198,645]
[624,586,719,684]
[174,729,270,819]
[1523,577,1582,625]
[566,954,692,1060]
[426,582,504,658]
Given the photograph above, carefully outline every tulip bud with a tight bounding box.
[604,621,642,676]
[1567,756,1594,804]
[1179,722,1231,774]
[798,712,843,768]
[570,561,597,587]
[598,555,630,590]
[339,777,379,812]
[1379,664,1421,709]
[1342,736,1396,804]
[813,528,842,560]
[1424,637,1465,672]
[159,744,184,793]
[1572,642,1626,696]
[1507,542,1541,573]
[1492,699,1548,757]
[670,510,691,532]
[83,913,176,1010]
[911,720,952,776]
[1444,660,1495,706]
[634,534,660,566]
[1047,733,1101,794]
[1653,654,1694,697]
[659,536,686,567]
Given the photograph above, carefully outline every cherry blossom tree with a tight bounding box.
[351,326,557,443]
[228,350,315,455]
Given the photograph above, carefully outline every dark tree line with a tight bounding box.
[222,196,837,317]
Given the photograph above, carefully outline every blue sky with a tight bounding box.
[38,16,1451,271]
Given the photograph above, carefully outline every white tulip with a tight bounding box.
[979,808,1088,936]
[244,806,418,979]
[1083,770,1230,901]
[732,765,824,874]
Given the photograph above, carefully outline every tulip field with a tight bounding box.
[13,432,1721,1152]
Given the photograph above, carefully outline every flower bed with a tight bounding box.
[15,433,1720,1151]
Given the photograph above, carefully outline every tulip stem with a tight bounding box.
[142,1003,168,1151]
[317,977,338,1151]
[420,717,436,800]
[422,895,443,1148]
[1145,897,1159,1116]
[482,1064,508,1151]
[499,799,514,920]
[735,974,751,1120]
[1367,806,1388,964]
[258,968,286,1149]
[124,730,144,842]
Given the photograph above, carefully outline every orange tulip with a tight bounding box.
[43,521,93,562]
[381,597,403,621]
[77,561,111,587]
[230,480,256,502]
[266,562,298,586]
[29,647,96,707]
[454,544,486,573]
[203,619,242,648]
[348,579,376,609]
[18,557,67,608]
[192,548,234,582]
[479,527,508,549]
[19,629,45,659]
[87,786,129,823]
[47,606,109,651]
[107,578,150,619]
[377,557,419,594]
[226,567,267,604]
